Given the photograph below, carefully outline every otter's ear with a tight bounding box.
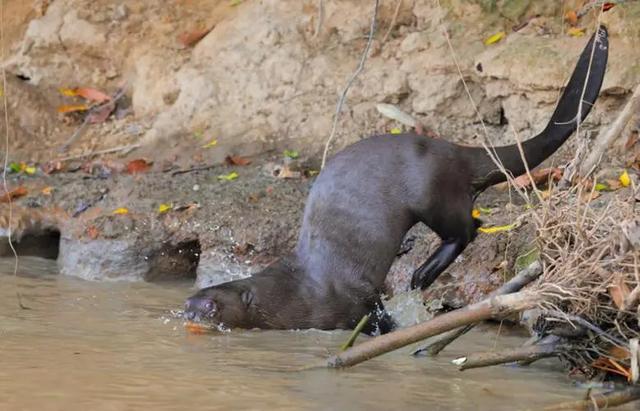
[241,290,254,307]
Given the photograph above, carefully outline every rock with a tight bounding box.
[59,10,107,48]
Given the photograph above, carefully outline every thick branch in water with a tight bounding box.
[326,291,540,368]
[452,342,559,371]
[543,386,640,411]
[413,261,542,357]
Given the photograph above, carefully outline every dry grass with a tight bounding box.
[527,183,640,379]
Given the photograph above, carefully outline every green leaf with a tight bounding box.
[283,149,299,159]
[8,162,21,173]
[218,171,239,181]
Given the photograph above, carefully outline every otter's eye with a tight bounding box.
[205,301,214,311]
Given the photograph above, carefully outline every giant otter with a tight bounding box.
[184,27,609,334]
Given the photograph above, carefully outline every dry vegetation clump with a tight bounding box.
[528,184,640,380]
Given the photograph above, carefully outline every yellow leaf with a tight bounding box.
[620,170,631,187]
[218,171,238,181]
[567,27,585,37]
[471,209,481,219]
[57,104,89,113]
[24,166,36,175]
[390,128,402,135]
[478,223,516,234]
[112,207,129,215]
[202,139,218,148]
[41,186,53,195]
[484,32,505,46]
[59,88,79,97]
[158,203,172,213]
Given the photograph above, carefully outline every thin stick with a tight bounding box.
[320,0,379,169]
[0,0,28,309]
[313,0,324,39]
[340,314,370,351]
[326,291,540,368]
[412,261,542,356]
[58,85,128,152]
[56,143,141,162]
[578,83,640,177]
[171,164,217,176]
[543,386,640,411]
[453,343,560,371]
[381,0,402,45]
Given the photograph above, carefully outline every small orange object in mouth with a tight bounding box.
[184,321,208,335]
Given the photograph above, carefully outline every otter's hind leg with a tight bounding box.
[410,208,481,290]
[361,299,397,336]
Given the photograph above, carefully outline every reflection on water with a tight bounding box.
[0,257,591,410]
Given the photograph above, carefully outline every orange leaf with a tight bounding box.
[225,155,252,166]
[0,186,27,203]
[41,186,53,196]
[608,273,631,310]
[564,10,578,26]
[74,87,111,103]
[178,28,212,47]
[86,225,100,239]
[513,167,563,189]
[57,104,89,113]
[126,159,153,174]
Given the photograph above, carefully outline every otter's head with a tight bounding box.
[183,283,255,331]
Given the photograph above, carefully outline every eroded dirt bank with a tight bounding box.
[1,0,639,307]
[0,152,534,308]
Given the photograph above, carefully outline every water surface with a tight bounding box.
[0,257,594,410]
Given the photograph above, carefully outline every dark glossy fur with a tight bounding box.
[184,27,609,334]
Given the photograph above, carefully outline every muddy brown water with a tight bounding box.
[0,257,600,411]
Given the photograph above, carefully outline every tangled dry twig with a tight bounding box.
[529,185,640,380]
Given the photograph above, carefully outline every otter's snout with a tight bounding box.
[183,297,217,323]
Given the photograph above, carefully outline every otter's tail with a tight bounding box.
[469,25,609,191]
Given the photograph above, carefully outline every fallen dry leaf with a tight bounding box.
[41,186,53,196]
[620,170,631,187]
[513,167,563,189]
[484,31,505,45]
[478,223,517,234]
[225,155,252,166]
[564,10,578,26]
[57,104,89,113]
[41,161,64,174]
[86,225,100,239]
[158,203,172,214]
[0,186,28,203]
[608,273,631,310]
[567,27,585,37]
[218,171,239,181]
[126,159,153,174]
[112,207,129,215]
[178,27,212,47]
[74,87,111,103]
[87,102,116,124]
